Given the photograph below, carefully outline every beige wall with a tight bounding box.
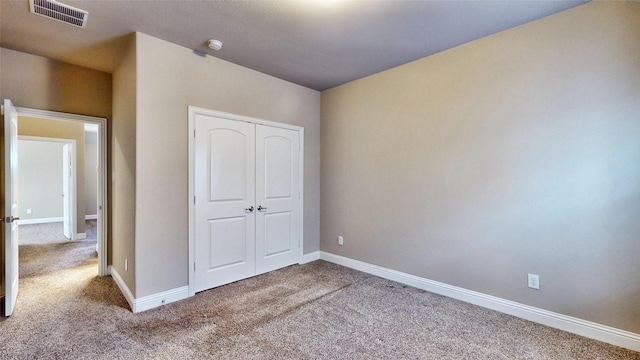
[18,140,65,220]
[321,1,640,333]
[111,35,137,294]
[1,47,113,261]
[18,116,86,233]
[0,48,112,118]
[134,32,321,297]
[85,132,98,216]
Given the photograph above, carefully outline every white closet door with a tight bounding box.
[62,143,72,239]
[4,99,20,316]
[194,114,256,292]
[255,124,300,274]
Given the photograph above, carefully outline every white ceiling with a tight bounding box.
[0,0,588,91]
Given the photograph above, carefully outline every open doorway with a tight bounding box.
[17,136,79,244]
[15,107,107,276]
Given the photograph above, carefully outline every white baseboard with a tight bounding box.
[299,251,320,264]
[109,265,189,313]
[109,265,135,312]
[320,252,640,352]
[134,286,190,313]
[18,217,63,225]
[85,214,98,220]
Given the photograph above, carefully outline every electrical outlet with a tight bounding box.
[338,236,344,246]
[528,273,539,290]
[26,208,32,214]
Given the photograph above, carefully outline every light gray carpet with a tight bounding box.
[19,220,97,245]
[1,242,638,359]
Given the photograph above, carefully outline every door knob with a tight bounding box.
[257,205,267,211]
[245,206,254,212]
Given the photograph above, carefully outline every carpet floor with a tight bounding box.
[19,220,98,245]
[1,242,638,359]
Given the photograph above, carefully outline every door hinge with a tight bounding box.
[1,105,4,115]
[194,196,196,205]
[194,129,196,138]
[194,262,196,271]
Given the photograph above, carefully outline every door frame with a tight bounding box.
[188,106,304,297]
[3,99,19,316]
[17,136,77,239]
[15,107,109,277]
[61,142,75,239]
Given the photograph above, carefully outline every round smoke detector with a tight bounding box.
[207,39,223,51]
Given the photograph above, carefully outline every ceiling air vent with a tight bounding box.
[29,0,88,28]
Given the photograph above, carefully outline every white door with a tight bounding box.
[255,125,300,274]
[62,143,72,239]
[3,99,20,316]
[194,114,256,292]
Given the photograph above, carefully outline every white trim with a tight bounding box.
[17,107,109,277]
[18,135,75,142]
[85,214,98,220]
[188,106,304,131]
[109,265,135,312]
[298,128,305,263]
[319,252,640,352]
[109,266,189,313]
[188,108,196,297]
[75,232,86,240]
[64,141,78,241]
[187,106,305,297]
[133,286,190,313]
[299,251,320,264]
[15,107,106,124]
[17,217,63,225]
[96,112,108,276]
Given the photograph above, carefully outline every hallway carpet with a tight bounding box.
[18,220,98,245]
[1,242,638,359]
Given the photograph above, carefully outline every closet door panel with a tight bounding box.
[194,114,255,292]
[255,125,300,274]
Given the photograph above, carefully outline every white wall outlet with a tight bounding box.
[26,208,32,214]
[338,235,344,246]
[125,258,128,272]
[528,273,540,290]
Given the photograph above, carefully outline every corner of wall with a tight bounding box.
[111,32,137,297]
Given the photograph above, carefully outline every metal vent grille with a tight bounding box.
[29,0,88,28]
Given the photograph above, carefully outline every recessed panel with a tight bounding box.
[264,136,292,199]
[263,212,292,257]
[209,129,246,202]
[209,217,247,269]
